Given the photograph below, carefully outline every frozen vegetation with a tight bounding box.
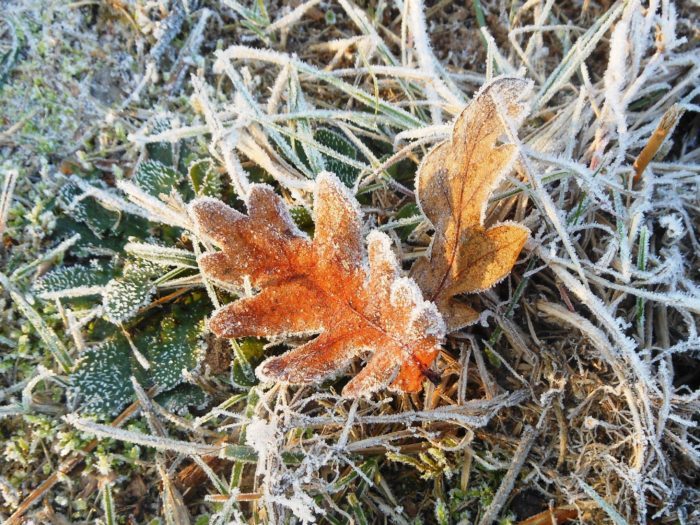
[0,0,699,523]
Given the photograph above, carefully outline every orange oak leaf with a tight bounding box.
[190,172,445,397]
[410,77,532,332]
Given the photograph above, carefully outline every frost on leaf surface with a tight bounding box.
[57,180,120,238]
[304,128,361,187]
[103,260,160,324]
[35,260,116,299]
[73,303,206,416]
[133,159,181,198]
[411,77,532,331]
[191,172,445,397]
[73,337,140,415]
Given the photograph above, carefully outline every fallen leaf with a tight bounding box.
[517,506,578,525]
[411,77,532,331]
[190,172,444,397]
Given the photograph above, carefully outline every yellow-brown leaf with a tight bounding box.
[411,77,532,331]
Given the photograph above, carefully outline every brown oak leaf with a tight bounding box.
[410,77,532,332]
[190,172,445,397]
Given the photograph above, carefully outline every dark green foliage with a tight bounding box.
[53,178,149,257]
[155,384,209,414]
[73,295,207,416]
[57,180,121,238]
[314,128,361,186]
[35,260,116,298]
[73,336,145,415]
[188,158,222,197]
[133,159,181,198]
[292,127,363,186]
[102,260,160,324]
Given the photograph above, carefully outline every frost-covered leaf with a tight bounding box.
[103,260,161,324]
[53,179,151,257]
[74,300,206,416]
[154,384,208,415]
[125,242,197,269]
[191,172,445,397]
[314,128,360,186]
[188,158,222,197]
[57,180,121,238]
[133,159,181,199]
[145,310,206,390]
[411,78,531,331]
[35,260,116,300]
[145,116,174,166]
[73,337,144,415]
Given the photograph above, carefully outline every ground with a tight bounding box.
[0,1,699,524]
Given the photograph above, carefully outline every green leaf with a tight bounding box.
[73,337,143,415]
[103,261,161,324]
[315,128,361,186]
[154,384,208,414]
[145,311,205,391]
[188,158,222,198]
[57,181,121,238]
[35,261,116,300]
[54,208,151,256]
[74,297,207,416]
[133,160,181,199]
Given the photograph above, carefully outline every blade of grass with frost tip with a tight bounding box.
[578,480,630,525]
[0,272,73,373]
[215,47,425,130]
[221,444,304,465]
[216,60,315,180]
[231,339,256,385]
[636,225,649,337]
[348,493,369,525]
[333,459,378,490]
[407,0,466,106]
[125,242,198,269]
[221,0,269,27]
[152,267,190,287]
[267,109,390,129]
[131,113,390,148]
[101,482,116,525]
[337,0,432,118]
[65,414,222,455]
[288,71,326,175]
[533,0,626,112]
[193,393,247,428]
[489,171,571,203]
[613,189,632,281]
[191,456,230,495]
[377,215,424,232]
[229,388,260,489]
[0,168,17,239]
